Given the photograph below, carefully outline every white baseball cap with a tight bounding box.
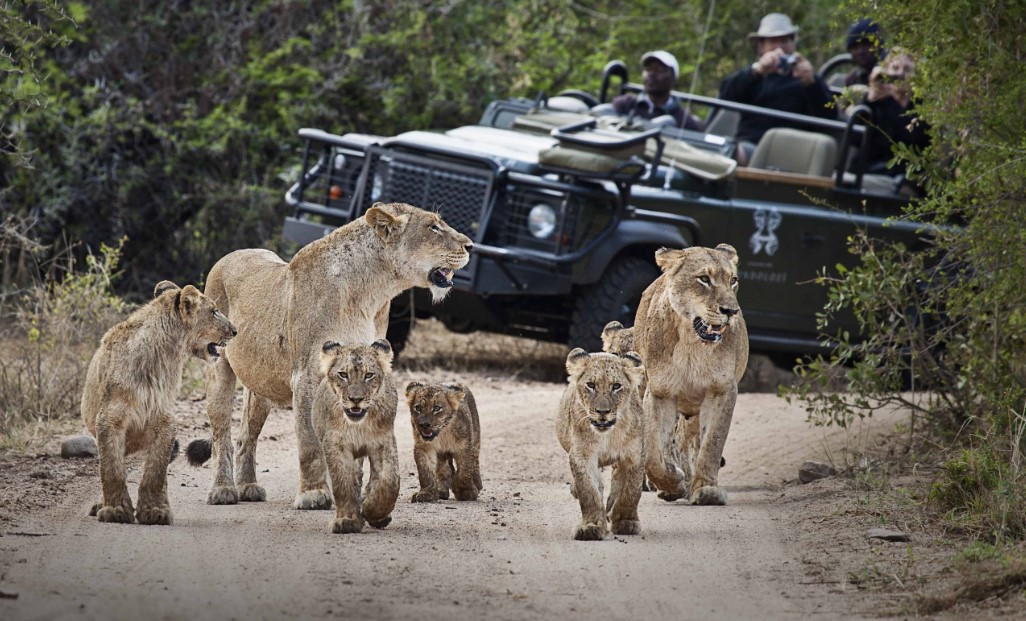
[640,50,679,79]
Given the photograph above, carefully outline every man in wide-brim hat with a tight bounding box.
[719,12,834,165]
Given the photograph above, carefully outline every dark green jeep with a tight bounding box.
[282,61,928,356]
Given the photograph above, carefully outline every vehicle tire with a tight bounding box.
[569,257,661,352]
[386,291,414,357]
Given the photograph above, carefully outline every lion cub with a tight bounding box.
[556,348,646,541]
[81,280,236,525]
[312,339,400,534]
[404,381,482,503]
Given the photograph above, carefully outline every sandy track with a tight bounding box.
[0,377,905,621]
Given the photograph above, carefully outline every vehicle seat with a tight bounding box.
[748,128,838,177]
[704,109,740,138]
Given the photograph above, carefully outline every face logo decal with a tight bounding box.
[749,207,782,256]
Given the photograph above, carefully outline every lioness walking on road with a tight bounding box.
[556,348,646,541]
[633,244,748,506]
[81,281,236,525]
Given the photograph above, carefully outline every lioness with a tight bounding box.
[189,202,471,508]
[633,244,748,506]
[313,340,399,534]
[404,381,482,503]
[556,348,646,541]
[81,280,236,524]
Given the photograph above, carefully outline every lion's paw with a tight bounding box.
[656,490,688,503]
[410,490,437,503]
[293,489,333,510]
[136,505,173,526]
[611,519,641,536]
[330,517,364,534]
[238,483,266,502]
[573,523,607,541]
[96,505,136,524]
[691,485,727,506]
[207,485,239,505]
[88,502,103,516]
[437,488,450,501]
[453,487,478,501]
[367,516,392,529]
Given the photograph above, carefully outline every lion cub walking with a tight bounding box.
[81,281,236,525]
[312,339,400,534]
[404,381,482,503]
[556,348,646,541]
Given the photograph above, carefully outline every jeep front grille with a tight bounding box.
[358,149,493,241]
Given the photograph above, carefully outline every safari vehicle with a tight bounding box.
[282,60,928,356]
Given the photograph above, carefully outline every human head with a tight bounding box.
[640,50,678,96]
[748,13,798,56]
[879,47,915,82]
[847,18,883,72]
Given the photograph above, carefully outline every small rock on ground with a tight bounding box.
[61,435,97,459]
[798,460,836,484]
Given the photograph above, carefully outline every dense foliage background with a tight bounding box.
[1,0,849,295]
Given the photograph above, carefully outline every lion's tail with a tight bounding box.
[170,438,180,463]
[186,438,213,466]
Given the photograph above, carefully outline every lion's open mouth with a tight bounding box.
[345,408,367,421]
[693,317,728,343]
[419,429,438,441]
[590,418,616,431]
[429,267,455,288]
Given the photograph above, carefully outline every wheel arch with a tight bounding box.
[575,219,695,285]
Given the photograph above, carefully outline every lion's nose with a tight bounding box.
[720,306,739,317]
[464,242,474,253]
[229,324,238,337]
[594,407,611,415]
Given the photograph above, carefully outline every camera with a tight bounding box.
[778,54,798,73]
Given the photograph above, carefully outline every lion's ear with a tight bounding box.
[654,247,685,271]
[370,339,394,371]
[565,347,588,375]
[405,380,425,399]
[621,351,646,387]
[319,341,342,376]
[177,285,203,319]
[442,382,467,402]
[714,243,739,267]
[366,204,404,242]
[154,280,180,298]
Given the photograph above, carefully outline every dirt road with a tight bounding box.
[0,373,907,621]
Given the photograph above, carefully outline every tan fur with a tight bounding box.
[81,281,235,525]
[199,202,471,508]
[312,340,399,534]
[555,349,646,541]
[634,244,748,506]
[404,381,483,503]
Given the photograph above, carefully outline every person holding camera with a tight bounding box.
[863,47,929,178]
[718,13,835,165]
[611,50,703,131]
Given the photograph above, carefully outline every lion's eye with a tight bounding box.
[612,383,622,391]
[414,405,421,412]
[429,224,442,234]
[364,372,375,380]
[338,372,348,380]
[585,381,596,391]
[698,275,711,286]
[731,276,739,286]
[432,405,442,413]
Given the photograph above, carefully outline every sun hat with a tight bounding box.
[846,18,882,50]
[640,50,679,79]
[747,13,799,41]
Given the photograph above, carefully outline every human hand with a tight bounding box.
[867,65,892,102]
[792,55,815,85]
[753,49,784,76]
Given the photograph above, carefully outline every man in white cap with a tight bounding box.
[612,50,703,131]
[718,13,834,164]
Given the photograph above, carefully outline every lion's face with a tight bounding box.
[656,244,741,346]
[565,349,645,432]
[319,340,394,422]
[405,381,466,441]
[366,203,472,303]
[165,283,236,362]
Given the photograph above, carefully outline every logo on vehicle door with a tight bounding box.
[749,207,782,256]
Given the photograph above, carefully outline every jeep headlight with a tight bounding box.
[527,203,557,239]
[371,172,385,201]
